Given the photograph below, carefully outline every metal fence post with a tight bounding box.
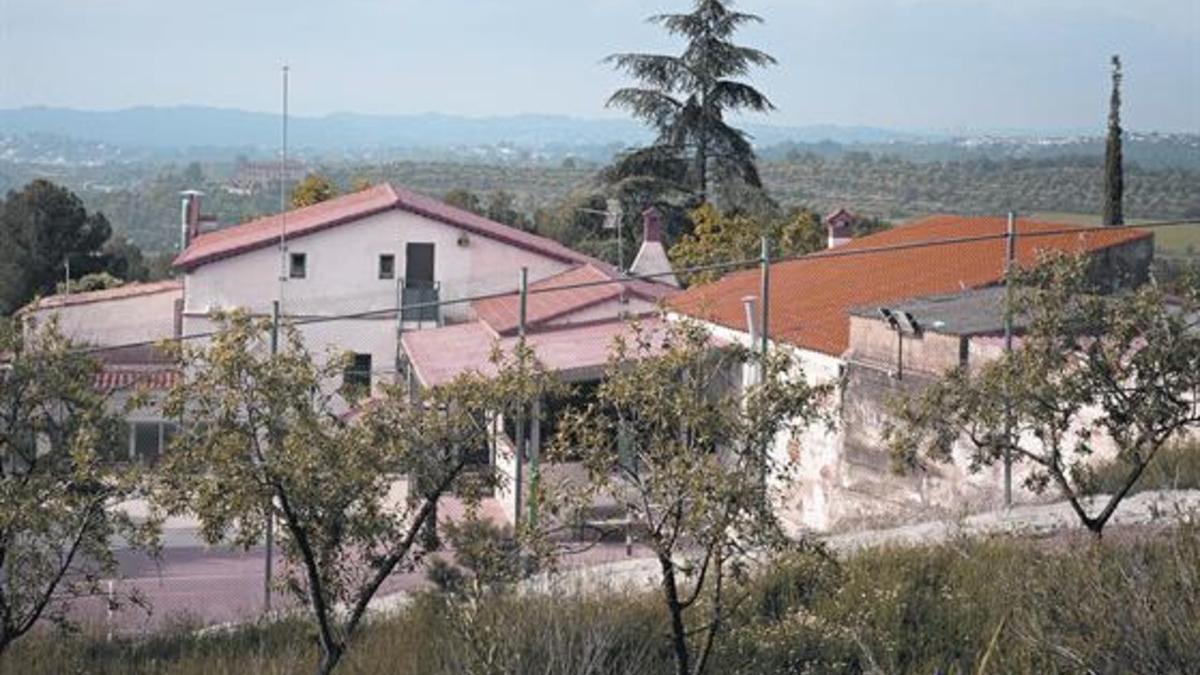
[760,237,770,360]
[265,300,279,614]
[1003,213,1016,508]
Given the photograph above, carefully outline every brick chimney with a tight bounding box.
[629,206,680,287]
[825,207,854,249]
[180,190,204,250]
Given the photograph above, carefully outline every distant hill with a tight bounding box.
[2,105,1196,170]
[0,105,919,153]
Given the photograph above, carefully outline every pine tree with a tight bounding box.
[1103,55,1124,227]
[605,0,776,202]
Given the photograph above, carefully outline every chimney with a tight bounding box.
[180,190,204,250]
[629,206,680,287]
[825,207,854,249]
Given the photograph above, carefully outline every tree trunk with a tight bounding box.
[316,642,343,675]
[659,556,691,675]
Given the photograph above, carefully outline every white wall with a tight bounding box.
[182,208,578,396]
[183,208,573,322]
[25,288,180,347]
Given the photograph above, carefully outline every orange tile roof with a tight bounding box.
[21,280,182,313]
[668,215,1151,356]
[173,183,602,271]
[472,263,675,335]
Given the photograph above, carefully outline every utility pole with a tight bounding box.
[515,267,528,526]
[264,299,280,614]
[1003,212,1017,507]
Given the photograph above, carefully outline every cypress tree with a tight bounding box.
[1103,55,1124,227]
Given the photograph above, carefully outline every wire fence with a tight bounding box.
[19,215,1200,634]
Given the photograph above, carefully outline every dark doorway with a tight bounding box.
[405,243,435,289]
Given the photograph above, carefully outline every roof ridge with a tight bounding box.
[20,279,184,314]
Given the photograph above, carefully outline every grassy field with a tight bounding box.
[6,522,1198,675]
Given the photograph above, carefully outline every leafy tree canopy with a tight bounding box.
[669,203,825,285]
[0,180,113,314]
[550,319,831,675]
[157,311,552,674]
[0,318,159,655]
[291,174,338,209]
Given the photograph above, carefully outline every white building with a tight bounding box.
[173,183,645,395]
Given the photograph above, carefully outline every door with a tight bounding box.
[403,243,438,322]
[405,243,435,289]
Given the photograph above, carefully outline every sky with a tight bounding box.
[1,0,1197,132]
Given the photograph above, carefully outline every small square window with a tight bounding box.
[289,252,307,279]
[379,254,395,280]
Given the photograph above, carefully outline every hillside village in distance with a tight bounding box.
[2,1,1198,673]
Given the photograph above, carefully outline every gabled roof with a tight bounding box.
[173,183,602,271]
[668,215,1151,356]
[472,263,676,336]
[20,280,182,314]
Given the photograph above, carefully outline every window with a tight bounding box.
[378,253,395,280]
[289,252,307,279]
[343,353,372,396]
[110,421,178,464]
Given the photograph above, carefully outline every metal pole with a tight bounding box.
[759,237,771,480]
[617,219,624,274]
[759,237,770,359]
[264,300,279,614]
[1003,212,1016,507]
[278,65,289,306]
[515,268,528,526]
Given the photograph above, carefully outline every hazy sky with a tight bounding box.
[1,0,1197,132]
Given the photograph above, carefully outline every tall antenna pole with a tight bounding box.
[278,65,290,307]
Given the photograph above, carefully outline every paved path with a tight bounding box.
[522,489,1200,596]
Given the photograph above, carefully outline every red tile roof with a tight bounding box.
[472,263,676,335]
[173,183,603,271]
[668,215,1151,356]
[21,280,182,313]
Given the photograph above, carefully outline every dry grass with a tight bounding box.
[6,524,1199,674]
